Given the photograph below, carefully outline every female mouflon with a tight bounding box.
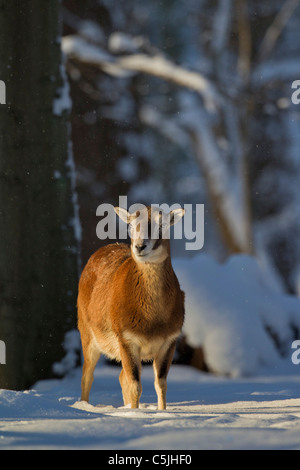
[77,205,185,410]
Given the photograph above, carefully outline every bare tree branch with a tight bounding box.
[235,0,252,83]
[258,0,300,63]
[182,107,253,254]
[212,0,233,55]
[252,58,300,86]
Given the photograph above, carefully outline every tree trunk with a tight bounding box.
[0,1,80,389]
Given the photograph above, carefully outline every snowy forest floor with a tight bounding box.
[1,359,300,450]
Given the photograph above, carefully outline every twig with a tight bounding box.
[258,0,300,63]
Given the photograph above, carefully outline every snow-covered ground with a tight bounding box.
[1,360,300,450]
[1,252,300,450]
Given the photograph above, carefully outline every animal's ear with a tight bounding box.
[152,209,163,225]
[169,208,185,226]
[114,207,131,224]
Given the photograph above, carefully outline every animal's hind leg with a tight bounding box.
[80,335,101,403]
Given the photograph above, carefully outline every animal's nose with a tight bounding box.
[135,243,147,254]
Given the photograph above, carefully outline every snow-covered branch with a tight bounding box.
[62,35,221,110]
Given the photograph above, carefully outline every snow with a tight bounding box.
[52,330,81,377]
[78,20,105,45]
[62,35,133,78]
[52,49,82,261]
[174,254,300,377]
[1,362,300,450]
[109,32,141,54]
[0,79,6,105]
[62,35,113,65]
[61,34,221,108]
[52,62,72,116]
[1,253,300,449]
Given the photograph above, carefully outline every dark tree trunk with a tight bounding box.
[0,1,80,389]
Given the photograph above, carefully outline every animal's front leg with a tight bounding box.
[153,341,176,410]
[119,340,142,408]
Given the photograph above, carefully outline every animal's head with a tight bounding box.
[114,205,185,263]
